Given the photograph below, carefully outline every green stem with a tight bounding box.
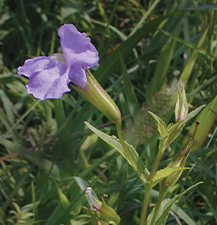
[116,121,164,225]
[116,121,152,225]
[139,148,165,224]
[139,184,152,225]
[150,186,167,224]
[148,150,164,181]
[116,122,135,168]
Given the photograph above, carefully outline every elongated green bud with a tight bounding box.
[73,70,122,126]
[162,121,200,189]
[175,84,188,122]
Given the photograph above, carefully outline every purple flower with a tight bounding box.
[17,24,99,100]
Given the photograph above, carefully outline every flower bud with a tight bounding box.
[74,70,122,126]
[161,154,186,188]
[175,84,188,122]
[85,187,120,225]
[162,121,200,189]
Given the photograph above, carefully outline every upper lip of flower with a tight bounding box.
[17,24,99,100]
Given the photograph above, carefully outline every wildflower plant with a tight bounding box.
[17,23,206,224]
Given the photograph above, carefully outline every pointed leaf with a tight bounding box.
[120,55,139,116]
[147,181,202,224]
[171,204,196,225]
[156,182,203,224]
[147,36,177,99]
[149,167,188,188]
[56,185,70,210]
[95,17,168,84]
[85,122,149,184]
[149,111,168,151]
[180,27,209,84]
[148,111,168,138]
[146,197,178,225]
[185,104,206,122]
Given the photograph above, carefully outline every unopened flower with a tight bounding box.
[17,24,99,100]
[85,187,102,211]
[175,84,188,122]
[85,187,121,225]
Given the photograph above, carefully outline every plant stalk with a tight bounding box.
[139,184,152,225]
[139,147,165,224]
[116,122,136,169]
[148,150,164,181]
[150,186,167,224]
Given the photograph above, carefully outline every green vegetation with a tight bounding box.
[0,0,217,224]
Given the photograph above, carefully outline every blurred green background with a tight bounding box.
[0,0,217,224]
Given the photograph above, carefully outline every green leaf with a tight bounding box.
[183,96,216,151]
[130,0,161,35]
[0,137,60,179]
[158,182,203,225]
[166,122,186,148]
[155,196,179,225]
[149,104,205,150]
[149,167,188,188]
[184,5,217,10]
[120,55,139,116]
[148,112,168,138]
[180,27,209,84]
[171,204,196,225]
[185,104,206,122]
[85,122,149,184]
[147,36,177,99]
[99,198,121,224]
[56,185,70,210]
[45,205,64,225]
[0,89,15,124]
[69,215,91,225]
[53,100,75,165]
[95,16,168,84]
[147,182,202,224]
[160,29,214,59]
[148,111,168,151]
[146,196,179,225]
[0,207,5,225]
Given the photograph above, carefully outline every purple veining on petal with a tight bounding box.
[58,24,99,69]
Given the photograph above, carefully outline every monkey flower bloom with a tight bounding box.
[17,24,99,100]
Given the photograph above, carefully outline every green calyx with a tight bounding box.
[74,70,121,126]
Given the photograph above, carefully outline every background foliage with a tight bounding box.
[0,0,217,224]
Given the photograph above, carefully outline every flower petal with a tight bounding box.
[17,56,54,78]
[26,61,70,100]
[58,24,99,70]
[68,65,87,88]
